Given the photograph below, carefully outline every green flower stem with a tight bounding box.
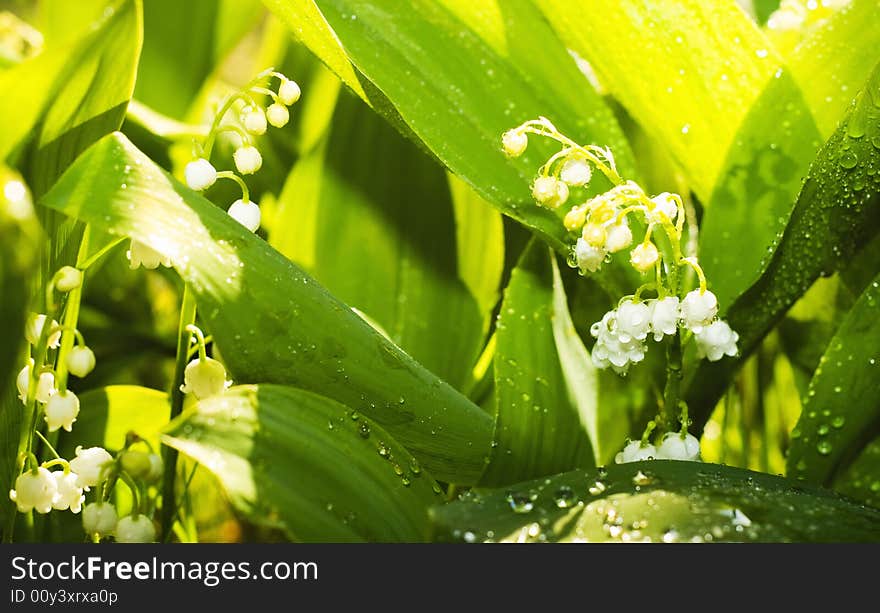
[160,284,197,539]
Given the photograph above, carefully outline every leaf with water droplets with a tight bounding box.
[163,385,442,541]
[787,270,880,485]
[431,461,880,542]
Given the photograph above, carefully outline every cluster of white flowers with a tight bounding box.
[591,289,738,373]
[615,432,702,464]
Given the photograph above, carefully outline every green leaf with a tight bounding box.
[276,0,635,251]
[700,71,822,308]
[271,93,484,389]
[40,132,493,484]
[479,241,594,485]
[686,61,880,429]
[537,0,778,199]
[56,386,170,457]
[163,384,443,542]
[786,271,880,485]
[431,461,880,542]
[787,0,880,137]
[834,436,880,509]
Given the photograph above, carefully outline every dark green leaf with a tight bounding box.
[834,436,880,509]
[271,93,484,389]
[479,241,594,485]
[786,271,880,485]
[687,61,880,429]
[432,461,880,542]
[163,384,444,542]
[40,132,493,484]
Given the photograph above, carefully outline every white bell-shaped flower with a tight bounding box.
[67,346,96,378]
[228,199,261,232]
[115,515,156,543]
[650,192,679,221]
[681,289,718,332]
[590,311,647,374]
[127,239,171,270]
[51,471,85,513]
[44,390,80,432]
[25,313,62,348]
[694,320,739,362]
[649,296,680,341]
[575,237,605,274]
[233,146,263,175]
[615,299,651,343]
[501,129,528,157]
[560,158,592,186]
[55,266,83,292]
[36,371,57,404]
[83,502,118,536]
[630,242,659,273]
[605,222,632,253]
[278,78,301,105]
[120,450,152,480]
[655,432,701,461]
[184,158,217,191]
[69,446,113,490]
[531,176,559,206]
[181,357,231,400]
[615,440,656,464]
[16,360,32,404]
[266,103,289,128]
[242,107,267,135]
[581,223,606,248]
[9,467,57,514]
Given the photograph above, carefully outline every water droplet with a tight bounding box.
[632,470,655,486]
[839,150,858,169]
[377,442,391,459]
[358,422,371,438]
[817,424,830,436]
[816,440,833,455]
[506,492,535,514]
[554,485,577,508]
[409,459,421,475]
[463,531,476,543]
[350,411,359,421]
[831,416,845,429]
[588,481,606,496]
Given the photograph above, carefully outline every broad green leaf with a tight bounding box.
[281,0,635,252]
[56,386,170,457]
[41,132,493,484]
[135,0,262,119]
[0,169,40,537]
[36,0,108,45]
[537,0,778,199]
[787,0,880,137]
[479,241,594,485]
[686,61,880,429]
[271,93,484,389]
[786,271,880,485]
[834,436,880,509]
[700,71,822,308]
[163,385,443,542]
[260,0,367,100]
[431,461,880,542]
[449,174,504,327]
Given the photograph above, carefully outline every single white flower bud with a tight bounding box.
[560,158,592,186]
[16,360,32,404]
[501,129,528,157]
[278,78,301,105]
[55,266,83,292]
[242,107,267,135]
[615,440,656,464]
[83,502,118,536]
[51,471,85,513]
[184,158,217,191]
[9,467,57,514]
[648,296,680,341]
[575,237,605,273]
[181,357,230,400]
[531,176,564,206]
[694,320,739,362]
[44,390,80,432]
[616,299,651,343]
[227,199,261,232]
[605,222,633,253]
[563,204,588,232]
[233,146,262,175]
[115,515,156,543]
[69,446,113,490]
[655,432,701,461]
[266,103,290,128]
[581,223,606,247]
[120,450,152,480]
[629,242,659,273]
[127,239,172,270]
[67,346,96,378]
[25,313,62,348]
[681,289,718,332]
[36,371,57,404]
[650,192,679,221]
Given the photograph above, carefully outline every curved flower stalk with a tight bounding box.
[502,117,741,463]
